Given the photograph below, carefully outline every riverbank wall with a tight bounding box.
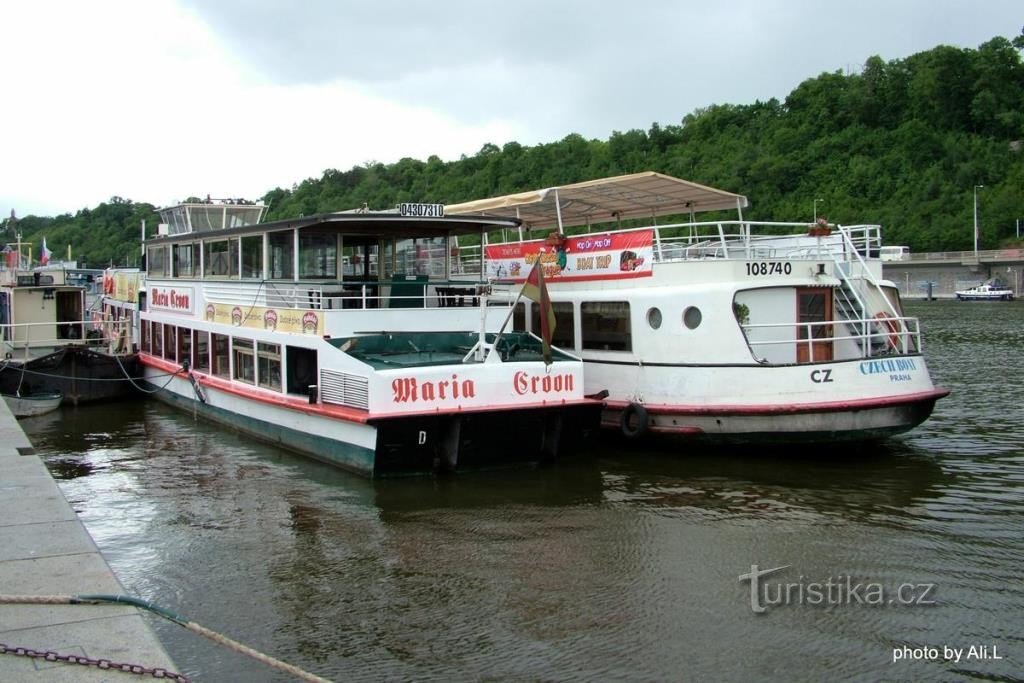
[0,400,181,680]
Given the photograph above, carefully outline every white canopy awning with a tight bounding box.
[445,171,749,231]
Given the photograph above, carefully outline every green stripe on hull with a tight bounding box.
[152,388,376,476]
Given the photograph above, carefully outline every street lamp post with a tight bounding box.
[813,198,823,222]
[973,185,984,258]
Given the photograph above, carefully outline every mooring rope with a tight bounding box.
[3,352,178,395]
[112,353,179,395]
[0,593,333,682]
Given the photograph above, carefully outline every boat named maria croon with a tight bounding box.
[446,172,950,444]
[137,199,602,476]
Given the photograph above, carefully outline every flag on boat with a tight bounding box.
[40,237,51,265]
[522,260,555,364]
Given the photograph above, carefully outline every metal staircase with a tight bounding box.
[832,265,890,358]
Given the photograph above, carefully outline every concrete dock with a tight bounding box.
[0,401,182,681]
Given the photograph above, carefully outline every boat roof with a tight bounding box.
[149,208,522,242]
[444,171,749,231]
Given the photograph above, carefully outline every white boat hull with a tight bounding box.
[143,360,599,476]
[594,356,947,443]
[955,292,1014,301]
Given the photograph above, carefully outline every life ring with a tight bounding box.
[873,312,900,351]
[619,402,649,439]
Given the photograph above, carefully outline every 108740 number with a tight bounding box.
[745,262,792,276]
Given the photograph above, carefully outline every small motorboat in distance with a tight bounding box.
[3,391,63,418]
[955,279,1015,301]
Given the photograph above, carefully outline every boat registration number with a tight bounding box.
[745,262,792,276]
[399,202,445,217]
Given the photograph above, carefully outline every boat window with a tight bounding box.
[581,302,632,351]
[147,245,168,277]
[683,306,702,330]
[163,325,177,361]
[173,243,196,278]
[269,230,294,279]
[212,333,229,378]
[342,241,380,280]
[531,301,575,348]
[647,307,663,330]
[193,330,210,372]
[241,235,263,279]
[512,302,525,332]
[257,342,282,391]
[141,320,150,353]
[204,239,237,278]
[394,237,446,278]
[151,322,163,356]
[177,326,191,366]
[229,238,240,278]
[233,338,255,383]
[299,233,337,279]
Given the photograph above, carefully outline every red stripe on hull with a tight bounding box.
[604,388,949,417]
[142,354,372,423]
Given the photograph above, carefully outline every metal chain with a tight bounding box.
[0,642,191,682]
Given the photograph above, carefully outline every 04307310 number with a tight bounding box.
[745,262,792,276]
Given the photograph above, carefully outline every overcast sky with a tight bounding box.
[1,1,1019,217]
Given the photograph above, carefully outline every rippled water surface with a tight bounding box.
[21,300,1024,682]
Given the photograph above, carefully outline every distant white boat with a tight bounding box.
[955,280,1015,301]
[3,391,62,417]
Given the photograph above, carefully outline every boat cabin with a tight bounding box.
[145,200,499,315]
[0,265,86,357]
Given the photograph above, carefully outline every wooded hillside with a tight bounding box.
[6,33,1023,266]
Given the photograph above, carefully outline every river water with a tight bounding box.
[20,300,1024,682]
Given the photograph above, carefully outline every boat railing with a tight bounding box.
[0,318,135,356]
[462,221,884,271]
[650,221,883,263]
[203,279,499,311]
[740,314,921,363]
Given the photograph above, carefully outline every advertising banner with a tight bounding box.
[484,229,653,282]
[203,303,324,335]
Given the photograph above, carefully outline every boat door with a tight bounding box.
[796,287,833,363]
[56,290,83,340]
[0,292,8,342]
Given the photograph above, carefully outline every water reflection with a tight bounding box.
[607,439,955,515]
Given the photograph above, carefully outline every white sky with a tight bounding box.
[1,0,1019,217]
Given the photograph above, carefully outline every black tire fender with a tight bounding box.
[619,402,649,438]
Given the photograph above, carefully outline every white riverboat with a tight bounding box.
[0,242,139,403]
[446,172,949,444]
[136,199,602,476]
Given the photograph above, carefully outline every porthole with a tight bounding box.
[683,306,702,330]
[647,307,663,329]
